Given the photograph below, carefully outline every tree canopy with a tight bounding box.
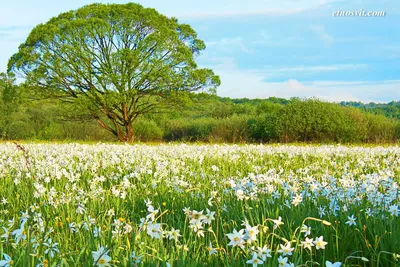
[8,3,220,142]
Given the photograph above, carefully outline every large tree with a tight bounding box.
[8,3,220,142]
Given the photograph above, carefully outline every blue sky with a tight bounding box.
[0,0,399,102]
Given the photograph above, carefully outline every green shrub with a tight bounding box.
[133,120,163,142]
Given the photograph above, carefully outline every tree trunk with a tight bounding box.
[126,123,134,143]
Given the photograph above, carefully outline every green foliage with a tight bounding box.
[341,101,400,119]
[133,119,163,142]
[8,3,220,142]
[210,114,251,143]
[0,84,399,143]
[164,117,217,142]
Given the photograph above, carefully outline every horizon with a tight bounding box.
[0,0,399,103]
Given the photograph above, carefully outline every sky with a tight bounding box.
[0,0,399,103]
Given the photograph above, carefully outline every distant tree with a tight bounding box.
[0,73,20,138]
[8,3,220,142]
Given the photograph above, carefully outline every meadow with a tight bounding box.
[0,143,399,266]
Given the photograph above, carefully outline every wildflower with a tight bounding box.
[272,216,284,229]
[318,206,326,218]
[167,228,181,241]
[301,224,311,237]
[278,242,294,256]
[76,203,86,214]
[190,210,206,224]
[146,205,159,222]
[203,209,215,224]
[301,237,314,250]
[182,207,191,216]
[227,229,245,248]
[20,210,30,224]
[92,246,112,267]
[0,254,13,267]
[139,217,148,230]
[278,256,290,267]
[69,222,78,233]
[207,243,217,255]
[257,245,272,260]
[389,204,399,216]
[130,251,142,264]
[291,194,303,206]
[123,223,133,234]
[11,226,26,244]
[245,225,259,243]
[326,261,342,267]
[345,215,356,226]
[107,209,115,217]
[43,238,60,258]
[1,227,10,241]
[36,258,49,267]
[314,236,328,250]
[93,227,101,238]
[365,208,374,217]
[147,222,162,239]
[246,252,264,267]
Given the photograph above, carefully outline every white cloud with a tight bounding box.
[267,64,367,73]
[206,37,252,53]
[203,58,399,103]
[311,25,334,47]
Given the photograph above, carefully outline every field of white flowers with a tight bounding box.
[0,143,399,266]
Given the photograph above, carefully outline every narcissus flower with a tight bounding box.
[92,246,112,267]
[314,236,328,250]
[227,229,245,248]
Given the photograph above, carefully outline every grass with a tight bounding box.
[0,143,399,266]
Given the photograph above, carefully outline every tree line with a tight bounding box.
[1,78,399,143]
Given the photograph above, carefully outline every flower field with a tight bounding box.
[0,143,399,266]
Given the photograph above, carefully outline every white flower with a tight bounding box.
[345,215,356,226]
[92,246,112,267]
[278,256,290,267]
[203,209,215,224]
[314,236,328,250]
[1,227,10,241]
[278,242,294,256]
[20,210,30,224]
[43,238,60,258]
[130,251,142,264]
[76,203,86,214]
[69,222,79,233]
[0,254,12,267]
[389,204,399,216]
[207,242,217,255]
[301,224,311,237]
[257,245,272,260]
[93,227,101,238]
[272,216,284,229]
[245,225,259,243]
[167,228,181,241]
[147,222,162,239]
[291,194,303,206]
[11,226,26,244]
[301,237,314,250]
[146,205,159,222]
[227,229,245,248]
[182,207,191,216]
[107,209,115,217]
[326,260,342,267]
[246,252,264,267]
